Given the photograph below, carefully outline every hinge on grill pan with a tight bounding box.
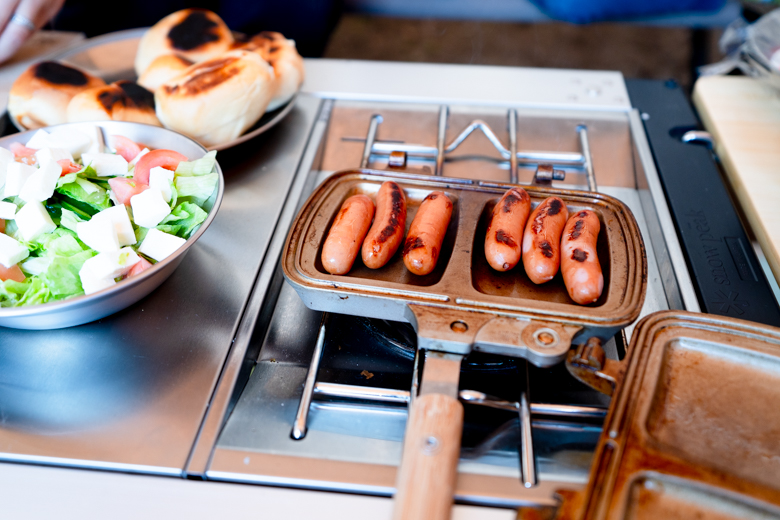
[565,337,626,396]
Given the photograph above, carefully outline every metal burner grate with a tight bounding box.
[354,105,596,190]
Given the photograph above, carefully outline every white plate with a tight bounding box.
[11,28,298,151]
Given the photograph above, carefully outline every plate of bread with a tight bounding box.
[6,9,304,151]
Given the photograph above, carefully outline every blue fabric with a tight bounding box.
[529,0,727,23]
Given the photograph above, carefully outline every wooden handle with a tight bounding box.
[392,393,464,520]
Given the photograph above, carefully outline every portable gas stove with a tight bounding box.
[2,61,779,516]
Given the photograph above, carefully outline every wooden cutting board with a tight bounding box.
[693,75,780,283]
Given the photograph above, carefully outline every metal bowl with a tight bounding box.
[0,121,224,329]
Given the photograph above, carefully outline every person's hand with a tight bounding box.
[0,0,66,64]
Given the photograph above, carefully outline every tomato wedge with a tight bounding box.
[111,135,143,162]
[0,263,25,283]
[133,149,188,185]
[109,177,148,206]
[57,159,82,175]
[0,219,5,234]
[127,257,153,278]
[10,142,36,158]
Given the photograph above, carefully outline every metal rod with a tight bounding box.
[310,384,607,420]
[360,115,383,169]
[435,106,448,176]
[354,140,585,166]
[508,109,518,184]
[519,391,536,488]
[314,382,410,404]
[291,315,327,440]
[577,125,597,192]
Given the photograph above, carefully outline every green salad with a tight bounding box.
[0,127,218,308]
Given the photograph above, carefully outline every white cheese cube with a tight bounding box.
[92,205,136,246]
[83,126,105,155]
[0,232,29,268]
[80,247,140,280]
[4,162,36,198]
[79,268,116,295]
[46,127,97,158]
[139,228,186,261]
[149,167,174,203]
[0,146,13,189]
[24,129,51,149]
[130,147,149,166]
[20,256,51,276]
[35,147,73,166]
[81,152,128,177]
[0,200,16,219]
[14,201,56,242]
[131,189,171,228]
[19,160,61,202]
[76,216,120,253]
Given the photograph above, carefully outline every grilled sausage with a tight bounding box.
[484,187,532,271]
[321,195,375,275]
[522,197,569,284]
[403,191,453,276]
[561,210,603,304]
[362,181,407,269]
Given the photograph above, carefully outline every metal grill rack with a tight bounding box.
[355,105,597,191]
[291,317,607,488]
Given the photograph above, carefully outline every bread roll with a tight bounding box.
[8,61,106,129]
[138,54,194,92]
[242,32,304,111]
[135,9,234,76]
[155,49,275,146]
[67,81,161,127]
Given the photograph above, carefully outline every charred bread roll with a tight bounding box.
[8,61,106,129]
[241,32,304,111]
[155,49,275,146]
[137,54,194,92]
[135,9,235,76]
[67,80,161,127]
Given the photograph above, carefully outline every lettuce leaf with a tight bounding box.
[59,208,87,233]
[0,277,51,307]
[54,180,111,215]
[156,202,208,238]
[41,250,93,297]
[175,151,217,176]
[173,172,218,204]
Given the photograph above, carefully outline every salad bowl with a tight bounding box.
[0,121,224,329]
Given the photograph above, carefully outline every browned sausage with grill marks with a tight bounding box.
[321,194,375,275]
[522,197,569,284]
[484,187,531,272]
[403,191,453,276]
[561,209,603,304]
[362,181,407,269]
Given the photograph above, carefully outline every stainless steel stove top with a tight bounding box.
[0,62,706,513]
[199,86,696,507]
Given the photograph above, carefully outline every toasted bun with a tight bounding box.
[135,9,234,76]
[155,49,274,146]
[8,61,106,129]
[242,32,304,111]
[67,81,161,126]
[138,54,194,92]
